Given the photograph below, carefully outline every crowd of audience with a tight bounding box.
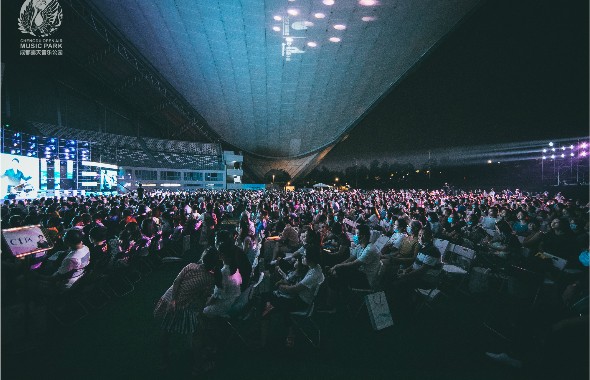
[1,187,588,376]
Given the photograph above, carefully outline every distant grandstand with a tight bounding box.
[32,123,223,170]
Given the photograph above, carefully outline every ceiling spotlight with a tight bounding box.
[359,0,377,5]
[570,145,574,149]
[361,16,377,21]
[551,155,555,159]
[272,26,281,32]
[581,151,587,157]
[273,15,282,21]
[314,13,326,18]
[323,0,335,5]
[548,142,554,146]
[582,142,588,149]
[329,37,341,42]
[542,156,547,160]
[542,149,547,153]
[561,154,565,158]
[551,148,556,152]
[570,153,574,157]
[487,160,492,164]
[561,146,566,151]
[285,37,293,42]
[333,24,346,30]
[307,41,317,47]
[287,9,299,16]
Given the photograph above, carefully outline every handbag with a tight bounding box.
[365,291,394,331]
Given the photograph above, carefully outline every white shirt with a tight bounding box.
[387,231,406,249]
[351,243,381,289]
[298,264,325,304]
[55,245,90,289]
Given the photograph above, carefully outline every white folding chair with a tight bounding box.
[224,272,266,347]
[441,244,476,294]
[289,278,325,348]
[433,238,451,257]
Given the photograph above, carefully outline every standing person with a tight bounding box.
[136,183,145,200]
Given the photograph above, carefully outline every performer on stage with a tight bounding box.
[1,158,32,198]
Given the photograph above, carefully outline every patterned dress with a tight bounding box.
[153,263,215,334]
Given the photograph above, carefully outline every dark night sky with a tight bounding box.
[322,0,589,169]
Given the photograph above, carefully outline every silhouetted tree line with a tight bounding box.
[298,159,589,191]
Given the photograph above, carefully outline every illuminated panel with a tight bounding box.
[0,153,40,199]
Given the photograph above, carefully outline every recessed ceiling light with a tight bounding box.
[333,24,346,30]
[285,37,294,42]
[273,15,282,21]
[323,0,335,5]
[314,13,326,19]
[359,0,377,5]
[307,42,317,47]
[329,37,341,42]
[272,26,281,32]
[287,9,299,16]
[361,16,377,21]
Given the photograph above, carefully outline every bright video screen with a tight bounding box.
[100,169,117,191]
[0,153,40,199]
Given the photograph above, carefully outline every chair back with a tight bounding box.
[443,244,475,271]
[299,277,325,318]
[433,238,450,256]
[373,235,389,252]
[541,252,568,271]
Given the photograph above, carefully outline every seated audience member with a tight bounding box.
[275,255,308,288]
[441,212,464,243]
[511,211,529,236]
[379,218,408,256]
[387,228,441,308]
[426,212,441,237]
[88,226,111,275]
[39,229,90,293]
[282,228,321,265]
[481,207,499,230]
[203,242,242,317]
[216,230,251,291]
[153,247,217,369]
[484,220,521,263]
[329,224,381,290]
[540,218,578,262]
[461,214,488,248]
[117,222,150,265]
[382,220,422,270]
[320,222,351,268]
[271,217,300,262]
[261,245,324,347]
[235,211,257,264]
[522,220,543,254]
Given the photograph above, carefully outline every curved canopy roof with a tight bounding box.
[89,0,480,160]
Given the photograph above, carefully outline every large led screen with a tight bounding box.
[0,153,40,199]
[100,169,117,192]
